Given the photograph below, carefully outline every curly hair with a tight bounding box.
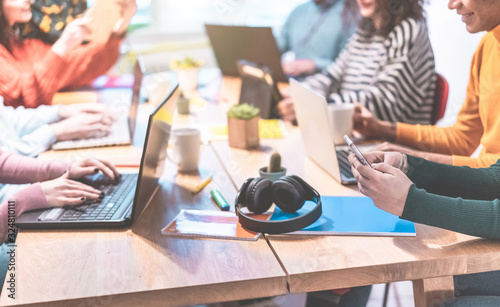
[342,0,425,36]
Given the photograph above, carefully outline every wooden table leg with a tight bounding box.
[413,276,455,307]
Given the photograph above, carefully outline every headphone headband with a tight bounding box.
[235,175,322,234]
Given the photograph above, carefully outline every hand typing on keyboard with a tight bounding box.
[40,157,120,208]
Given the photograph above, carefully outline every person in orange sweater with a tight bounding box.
[353,0,500,168]
[0,0,137,108]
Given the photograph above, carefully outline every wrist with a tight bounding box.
[51,41,68,57]
[49,123,62,141]
[399,153,409,174]
[378,121,397,142]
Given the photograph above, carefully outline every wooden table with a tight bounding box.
[0,82,288,306]
[4,76,500,306]
[210,123,500,307]
[0,144,287,307]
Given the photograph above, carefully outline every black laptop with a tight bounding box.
[204,24,288,82]
[17,84,180,229]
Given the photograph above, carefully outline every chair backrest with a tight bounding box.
[432,73,449,124]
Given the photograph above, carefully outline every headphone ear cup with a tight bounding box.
[272,176,306,213]
[245,178,274,214]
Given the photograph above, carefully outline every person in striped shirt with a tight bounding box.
[354,0,500,168]
[277,0,436,126]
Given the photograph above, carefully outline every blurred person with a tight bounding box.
[0,97,115,157]
[349,150,500,306]
[0,0,137,108]
[277,0,356,78]
[277,0,436,125]
[353,0,500,168]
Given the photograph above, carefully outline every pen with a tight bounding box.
[210,189,230,211]
[192,176,213,194]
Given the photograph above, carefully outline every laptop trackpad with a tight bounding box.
[38,208,64,221]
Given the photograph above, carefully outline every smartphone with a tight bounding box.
[343,135,371,167]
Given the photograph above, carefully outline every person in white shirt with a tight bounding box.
[0,96,114,157]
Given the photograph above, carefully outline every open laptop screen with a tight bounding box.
[131,84,179,222]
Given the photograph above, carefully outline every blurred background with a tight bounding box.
[96,0,483,127]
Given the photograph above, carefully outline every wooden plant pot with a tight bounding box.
[227,116,260,149]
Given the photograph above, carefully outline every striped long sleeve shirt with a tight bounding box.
[303,18,436,124]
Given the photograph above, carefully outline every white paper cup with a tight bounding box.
[327,104,355,144]
[169,128,201,172]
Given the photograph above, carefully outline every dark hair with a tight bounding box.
[343,0,425,37]
[0,0,25,52]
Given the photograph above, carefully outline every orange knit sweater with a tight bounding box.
[0,36,122,108]
[396,24,500,168]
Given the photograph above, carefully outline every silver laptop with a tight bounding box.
[51,61,144,150]
[290,79,357,185]
[16,84,179,229]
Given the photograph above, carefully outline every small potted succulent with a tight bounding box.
[227,103,260,149]
[259,151,286,182]
[171,56,203,97]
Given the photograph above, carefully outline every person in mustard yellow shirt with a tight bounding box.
[353,0,500,168]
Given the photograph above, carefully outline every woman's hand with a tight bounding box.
[51,17,92,56]
[277,95,296,122]
[40,171,103,207]
[68,158,120,182]
[58,103,115,122]
[112,0,138,37]
[348,153,412,216]
[50,113,114,141]
[352,104,396,141]
[359,151,404,169]
[282,59,317,77]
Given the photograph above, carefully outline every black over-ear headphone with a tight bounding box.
[235,175,322,234]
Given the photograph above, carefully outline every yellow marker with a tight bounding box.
[192,176,212,194]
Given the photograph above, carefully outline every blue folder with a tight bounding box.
[270,196,416,236]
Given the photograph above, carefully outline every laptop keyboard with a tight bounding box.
[40,173,138,222]
[336,148,355,179]
[52,118,131,150]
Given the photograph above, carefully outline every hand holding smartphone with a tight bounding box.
[343,135,372,168]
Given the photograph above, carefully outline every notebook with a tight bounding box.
[16,84,180,229]
[290,78,363,185]
[51,60,144,150]
[269,196,416,236]
[161,209,272,241]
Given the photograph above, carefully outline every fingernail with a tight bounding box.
[94,168,99,173]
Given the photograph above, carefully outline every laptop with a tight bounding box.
[204,24,288,82]
[290,79,357,185]
[51,61,144,150]
[16,84,179,229]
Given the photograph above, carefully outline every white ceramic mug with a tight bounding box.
[169,128,201,172]
[327,104,355,144]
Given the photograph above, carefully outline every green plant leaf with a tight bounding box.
[227,103,260,120]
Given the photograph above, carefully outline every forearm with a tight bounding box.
[62,37,122,88]
[402,185,500,240]
[0,125,57,157]
[406,155,500,199]
[4,104,60,134]
[302,70,337,97]
[0,151,68,184]
[396,122,482,156]
[406,150,453,165]
[0,183,49,243]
